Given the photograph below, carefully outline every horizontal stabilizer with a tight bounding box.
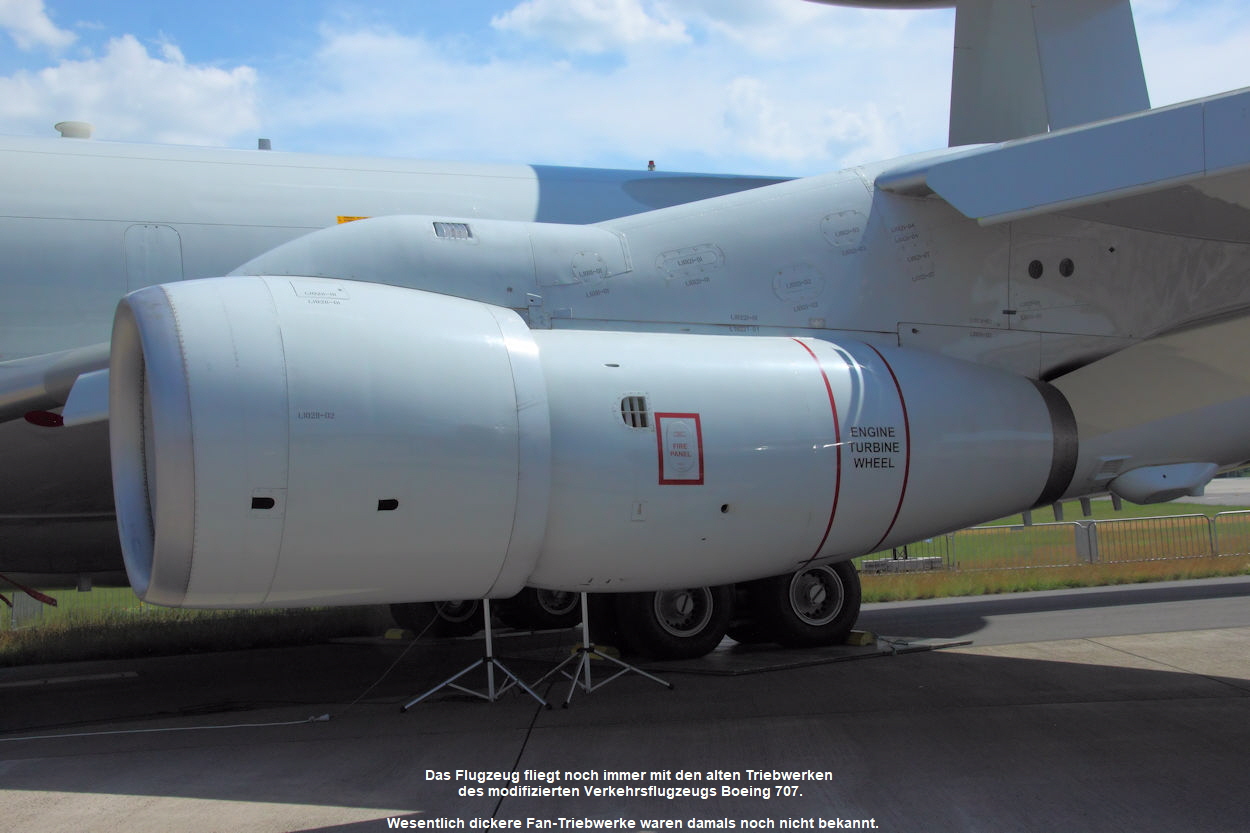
[875,87,1250,225]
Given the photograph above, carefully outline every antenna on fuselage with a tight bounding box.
[53,121,93,139]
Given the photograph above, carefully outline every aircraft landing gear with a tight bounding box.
[497,587,582,630]
[389,600,483,637]
[738,561,861,648]
[612,585,733,659]
[390,562,859,659]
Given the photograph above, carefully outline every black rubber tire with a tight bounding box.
[429,599,483,637]
[750,561,860,648]
[389,600,483,637]
[726,621,773,645]
[497,588,582,630]
[613,585,733,660]
[726,585,770,644]
[586,593,624,648]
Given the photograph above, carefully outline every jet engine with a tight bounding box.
[110,276,1075,608]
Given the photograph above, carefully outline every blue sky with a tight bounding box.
[2,0,1249,176]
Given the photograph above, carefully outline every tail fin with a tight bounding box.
[807,0,1150,145]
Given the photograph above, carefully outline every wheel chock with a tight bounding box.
[573,642,620,659]
[845,630,877,647]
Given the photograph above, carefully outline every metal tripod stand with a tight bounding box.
[532,593,672,707]
[401,598,549,710]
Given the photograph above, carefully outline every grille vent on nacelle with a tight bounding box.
[433,221,472,239]
[621,395,651,429]
[1094,456,1129,481]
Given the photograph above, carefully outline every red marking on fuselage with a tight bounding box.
[655,412,705,485]
[791,338,841,563]
[865,344,911,552]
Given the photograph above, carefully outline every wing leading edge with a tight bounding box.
[0,344,110,426]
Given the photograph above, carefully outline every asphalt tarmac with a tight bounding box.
[3,577,1250,832]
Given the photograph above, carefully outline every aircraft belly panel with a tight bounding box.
[0,420,120,574]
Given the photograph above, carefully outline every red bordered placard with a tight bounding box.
[655,412,704,485]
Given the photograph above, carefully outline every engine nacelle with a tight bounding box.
[111,277,1074,607]
[110,277,552,607]
[1053,314,1250,502]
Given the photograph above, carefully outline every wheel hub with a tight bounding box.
[536,589,578,616]
[654,588,713,636]
[436,599,478,623]
[788,567,844,627]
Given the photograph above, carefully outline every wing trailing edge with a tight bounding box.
[875,87,1250,227]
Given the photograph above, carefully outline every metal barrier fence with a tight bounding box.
[949,521,1084,570]
[1091,514,1214,563]
[1214,510,1250,557]
[863,510,1250,574]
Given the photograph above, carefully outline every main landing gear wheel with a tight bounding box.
[497,588,583,630]
[389,600,483,637]
[750,561,860,647]
[430,599,484,636]
[614,585,733,660]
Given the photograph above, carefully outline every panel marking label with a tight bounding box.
[655,413,704,485]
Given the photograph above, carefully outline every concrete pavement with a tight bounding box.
[3,580,1250,831]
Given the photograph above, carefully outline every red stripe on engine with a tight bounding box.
[791,339,841,563]
[865,344,911,553]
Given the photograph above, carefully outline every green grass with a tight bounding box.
[855,503,1250,571]
[2,586,144,624]
[860,554,1250,602]
[6,503,1250,665]
[853,503,1250,600]
[0,603,393,667]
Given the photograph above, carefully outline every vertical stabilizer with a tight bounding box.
[949,0,1149,145]
[806,0,1150,145]
[949,0,1048,143]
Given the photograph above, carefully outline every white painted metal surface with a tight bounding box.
[111,279,1064,605]
[0,135,780,359]
[1054,315,1250,502]
[111,279,552,607]
[947,0,1148,145]
[10,0,1250,604]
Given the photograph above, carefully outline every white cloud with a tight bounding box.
[19,1,1250,179]
[723,77,906,170]
[490,0,689,54]
[0,35,258,144]
[264,2,952,176]
[0,0,74,50]
[1135,0,1250,106]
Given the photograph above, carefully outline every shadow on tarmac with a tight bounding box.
[859,574,1250,639]
[2,617,1250,831]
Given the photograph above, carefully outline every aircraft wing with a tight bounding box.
[0,344,110,427]
[876,86,1250,239]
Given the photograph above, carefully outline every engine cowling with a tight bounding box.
[111,276,1074,607]
[110,277,551,607]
